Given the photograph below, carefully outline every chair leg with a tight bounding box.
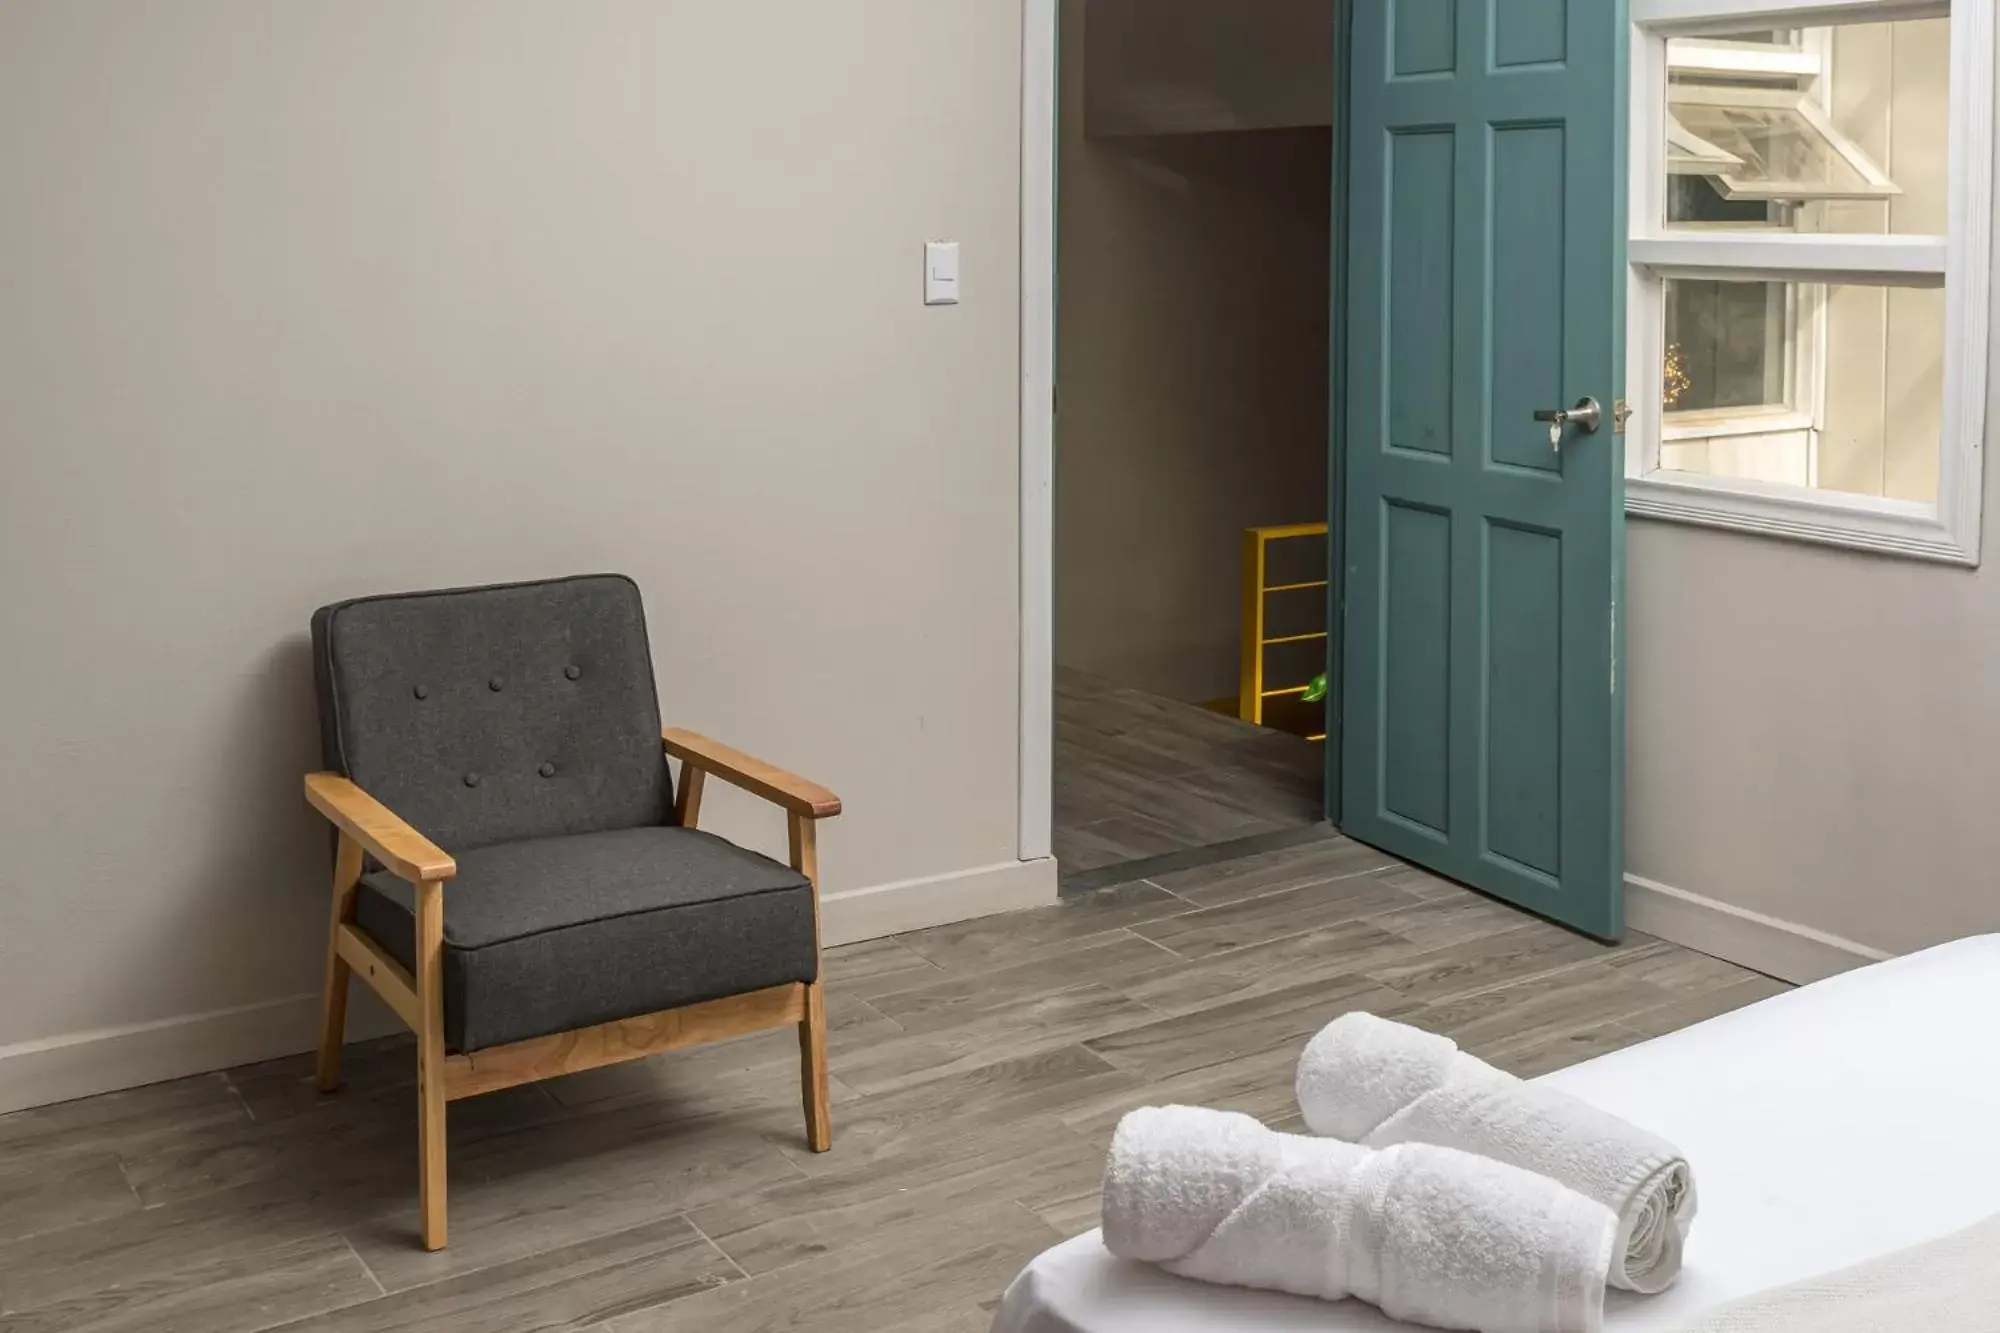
[417,1045,447,1250]
[415,878,449,1251]
[787,815,831,1153]
[316,836,365,1094]
[799,980,832,1153]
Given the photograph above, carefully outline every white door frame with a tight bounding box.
[1019,0,1058,862]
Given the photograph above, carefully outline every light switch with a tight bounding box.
[925,241,961,306]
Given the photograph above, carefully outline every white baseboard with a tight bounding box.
[821,856,1059,948]
[0,858,1060,1115]
[0,987,401,1116]
[1624,872,1893,985]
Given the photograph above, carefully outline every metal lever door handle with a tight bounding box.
[1533,397,1603,451]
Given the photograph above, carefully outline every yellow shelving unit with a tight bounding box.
[1238,522,1330,742]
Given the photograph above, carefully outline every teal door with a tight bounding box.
[1340,0,1626,939]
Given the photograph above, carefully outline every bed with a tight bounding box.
[991,934,2000,1333]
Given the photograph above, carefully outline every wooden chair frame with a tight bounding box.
[305,726,841,1252]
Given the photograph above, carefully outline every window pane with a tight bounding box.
[1664,278,1788,413]
[1663,18,1948,234]
[1659,280,1942,505]
[1666,176,1770,228]
[1673,102,1876,196]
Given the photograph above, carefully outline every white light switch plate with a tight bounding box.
[925,241,961,306]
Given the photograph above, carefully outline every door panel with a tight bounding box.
[1496,0,1569,69]
[1394,2,1457,77]
[1382,501,1453,837]
[1484,519,1564,879]
[1342,0,1625,939]
[1490,126,1567,476]
[1387,131,1456,457]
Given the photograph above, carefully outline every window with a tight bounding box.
[1626,3,1992,564]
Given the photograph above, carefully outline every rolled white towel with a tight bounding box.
[1297,1012,1697,1294]
[1102,1105,1618,1333]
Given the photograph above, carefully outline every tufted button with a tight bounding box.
[464,772,482,788]
[488,676,505,692]
[413,684,430,700]
[539,761,557,778]
[564,664,582,681]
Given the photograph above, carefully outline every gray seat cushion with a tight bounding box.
[354,826,817,1053]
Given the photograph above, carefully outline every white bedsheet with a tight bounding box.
[991,934,2000,1333]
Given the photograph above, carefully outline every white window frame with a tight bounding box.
[1626,0,1993,565]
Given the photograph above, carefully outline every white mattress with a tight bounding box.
[992,935,2000,1333]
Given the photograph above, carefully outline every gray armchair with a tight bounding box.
[304,574,838,1251]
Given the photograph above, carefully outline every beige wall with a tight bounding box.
[1056,0,1331,704]
[1626,499,2000,960]
[0,1,1039,1108]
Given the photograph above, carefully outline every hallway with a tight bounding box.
[1053,667,1324,881]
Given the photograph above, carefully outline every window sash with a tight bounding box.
[1630,234,1946,282]
[1668,37,1823,78]
[1667,85,1901,201]
[1661,405,1818,441]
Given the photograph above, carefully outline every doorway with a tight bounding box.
[1046,0,1338,885]
[1026,0,1633,940]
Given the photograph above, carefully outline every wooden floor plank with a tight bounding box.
[817,937,945,998]
[1362,891,1548,951]
[1133,875,1422,959]
[1054,1043,1304,1143]
[1614,975,1794,1041]
[688,1118,1100,1277]
[1083,971,1415,1083]
[1605,940,1776,995]
[1362,926,1615,1004]
[0,1072,249,1164]
[832,983,1158,1097]
[891,882,1185,972]
[1417,961,1678,1058]
[0,1173,405,1323]
[1147,838,1399,909]
[604,1199,1059,1333]
[1117,918,1423,1017]
[783,1045,1139,1176]
[1490,1021,1655,1080]
[0,1150,141,1245]
[0,1231,381,1333]
[350,1114,803,1296]
[266,1217,736,1333]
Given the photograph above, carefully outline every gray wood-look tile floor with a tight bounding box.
[1054,667,1325,873]
[0,683,1789,1333]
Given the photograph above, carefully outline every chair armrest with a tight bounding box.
[304,773,457,883]
[662,728,843,819]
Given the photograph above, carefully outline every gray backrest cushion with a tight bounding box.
[312,574,672,852]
